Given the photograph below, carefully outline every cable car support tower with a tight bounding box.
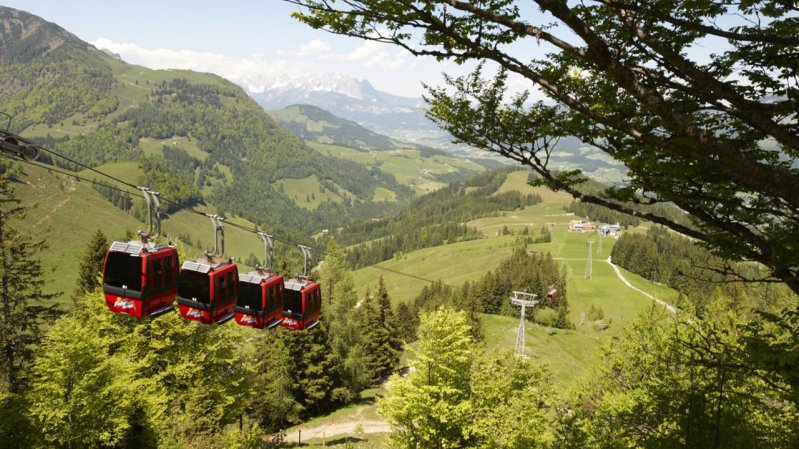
[509,291,539,358]
[585,239,594,279]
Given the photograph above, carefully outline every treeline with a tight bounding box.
[49,126,143,170]
[337,169,542,268]
[564,196,693,230]
[139,156,202,213]
[398,246,572,342]
[91,180,133,212]
[346,223,484,268]
[565,200,642,227]
[611,226,792,313]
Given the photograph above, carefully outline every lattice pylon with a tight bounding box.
[509,291,539,357]
[585,239,594,279]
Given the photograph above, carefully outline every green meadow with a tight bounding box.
[275,175,354,210]
[307,141,484,195]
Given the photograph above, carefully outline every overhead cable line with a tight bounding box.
[4,151,447,286]
[10,156,146,199]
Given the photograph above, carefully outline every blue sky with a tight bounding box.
[1,2,756,100]
[1,0,468,97]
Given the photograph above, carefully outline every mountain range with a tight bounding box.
[248,73,440,137]
[245,72,625,180]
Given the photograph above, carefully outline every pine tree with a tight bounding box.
[359,291,396,383]
[376,276,402,369]
[74,228,109,297]
[279,323,344,415]
[319,238,367,396]
[394,302,418,343]
[0,174,59,394]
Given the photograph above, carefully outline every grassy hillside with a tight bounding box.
[15,164,144,299]
[275,175,355,210]
[0,6,416,239]
[309,141,485,195]
[268,104,398,150]
[350,171,679,380]
[286,170,679,445]
[14,162,272,304]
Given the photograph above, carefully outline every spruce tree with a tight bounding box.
[279,323,344,415]
[376,276,403,368]
[74,228,108,297]
[0,174,59,393]
[248,334,303,431]
[379,308,475,448]
[319,238,367,396]
[394,302,418,343]
[359,291,396,383]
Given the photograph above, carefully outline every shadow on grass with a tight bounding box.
[280,436,367,447]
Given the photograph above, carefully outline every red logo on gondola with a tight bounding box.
[114,297,135,310]
[283,318,298,327]
[240,315,258,325]
[186,308,204,319]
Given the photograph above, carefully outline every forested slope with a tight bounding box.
[0,6,411,236]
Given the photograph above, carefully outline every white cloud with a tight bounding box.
[298,39,331,57]
[346,40,408,70]
[91,38,303,93]
[276,38,333,58]
[91,37,426,97]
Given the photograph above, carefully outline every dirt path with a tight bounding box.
[282,420,391,444]
[34,196,71,227]
[606,257,677,314]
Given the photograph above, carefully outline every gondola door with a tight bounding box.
[279,245,321,330]
[234,232,284,329]
[103,242,179,318]
[102,189,178,319]
[176,214,238,325]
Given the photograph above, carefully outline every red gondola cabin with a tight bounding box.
[235,271,284,329]
[102,241,179,318]
[177,259,238,324]
[280,278,321,330]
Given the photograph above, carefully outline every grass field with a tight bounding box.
[351,223,674,385]
[372,187,397,202]
[275,175,354,210]
[138,136,208,161]
[15,163,144,302]
[77,161,144,184]
[308,141,484,195]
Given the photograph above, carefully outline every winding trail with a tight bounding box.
[282,420,392,444]
[605,257,677,314]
